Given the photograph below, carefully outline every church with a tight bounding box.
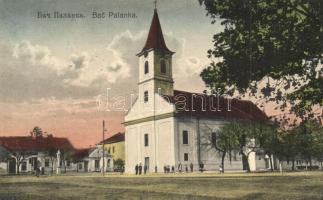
[124,8,268,173]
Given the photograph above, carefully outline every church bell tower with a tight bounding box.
[137,8,175,105]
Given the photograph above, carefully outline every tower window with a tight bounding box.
[184,153,189,161]
[144,134,149,146]
[183,130,188,145]
[160,60,166,74]
[144,91,148,103]
[144,61,149,74]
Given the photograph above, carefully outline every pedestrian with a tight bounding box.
[138,163,142,175]
[185,165,188,173]
[199,162,204,173]
[135,164,138,175]
[144,165,147,174]
[178,162,182,173]
[171,166,175,173]
[164,165,166,173]
[155,165,158,173]
[190,162,193,172]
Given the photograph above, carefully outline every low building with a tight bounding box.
[99,132,125,163]
[0,135,75,174]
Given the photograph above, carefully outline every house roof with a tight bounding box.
[163,90,268,122]
[137,9,173,56]
[73,148,92,160]
[100,132,125,144]
[0,136,74,152]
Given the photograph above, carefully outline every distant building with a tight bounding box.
[124,8,269,173]
[99,132,125,163]
[0,135,75,174]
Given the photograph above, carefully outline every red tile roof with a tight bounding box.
[0,136,74,152]
[73,148,92,160]
[138,9,173,56]
[163,90,268,122]
[100,132,125,144]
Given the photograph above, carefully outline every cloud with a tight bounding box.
[0,29,204,103]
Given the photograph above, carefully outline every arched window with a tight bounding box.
[144,61,149,74]
[160,60,166,74]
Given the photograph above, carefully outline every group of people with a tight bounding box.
[135,162,206,174]
[134,163,148,175]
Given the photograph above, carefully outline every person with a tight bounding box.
[35,167,40,177]
[190,163,193,172]
[144,165,147,174]
[185,165,188,173]
[171,166,175,173]
[135,164,138,175]
[155,165,158,173]
[164,165,166,174]
[138,163,142,175]
[199,162,204,173]
[178,162,182,173]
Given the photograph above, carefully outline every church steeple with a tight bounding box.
[137,7,174,99]
[137,9,174,56]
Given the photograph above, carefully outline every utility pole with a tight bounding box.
[102,120,107,176]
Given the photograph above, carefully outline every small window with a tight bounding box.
[21,161,27,171]
[144,134,149,146]
[160,60,166,74]
[144,61,149,74]
[184,153,189,161]
[45,159,50,167]
[144,91,148,103]
[112,146,115,153]
[95,160,100,169]
[183,130,188,144]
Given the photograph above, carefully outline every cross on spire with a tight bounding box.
[154,0,157,9]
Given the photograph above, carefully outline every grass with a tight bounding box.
[0,172,322,200]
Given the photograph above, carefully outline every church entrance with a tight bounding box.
[144,157,150,172]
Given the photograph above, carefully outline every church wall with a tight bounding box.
[175,117,260,172]
[125,116,176,173]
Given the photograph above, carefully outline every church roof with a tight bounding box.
[163,90,268,122]
[0,136,74,152]
[137,9,173,56]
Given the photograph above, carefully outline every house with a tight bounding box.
[0,135,75,174]
[99,132,125,162]
[124,8,269,174]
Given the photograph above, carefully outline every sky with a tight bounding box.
[0,0,225,147]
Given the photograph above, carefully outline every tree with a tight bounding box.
[278,130,300,170]
[209,125,240,173]
[199,0,322,117]
[44,135,57,174]
[31,126,43,138]
[296,120,323,169]
[9,151,34,174]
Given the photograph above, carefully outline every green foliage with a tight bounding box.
[114,159,125,168]
[30,126,43,138]
[199,0,322,117]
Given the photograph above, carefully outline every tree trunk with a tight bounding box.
[221,151,226,173]
[309,155,312,170]
[269,155,273,171]
[292,158,295,171]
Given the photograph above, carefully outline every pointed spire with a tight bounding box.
[137,9,174,56]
